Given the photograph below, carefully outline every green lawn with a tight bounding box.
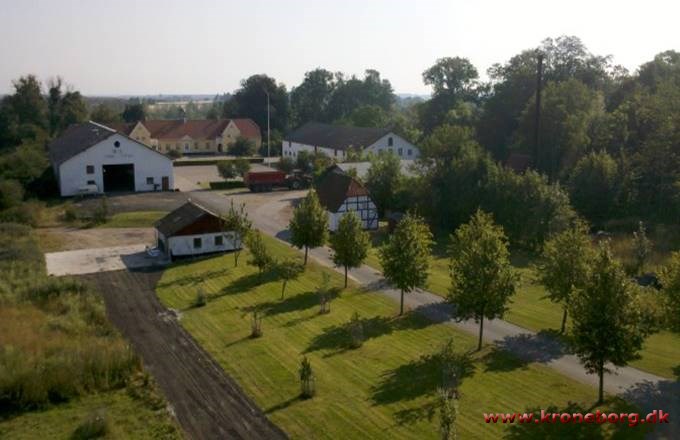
[96,211,168,228]
[366,236,680,379]
[0,389,180,439]
[156,235,649,439]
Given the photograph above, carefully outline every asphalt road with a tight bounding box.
[189,189,679,439]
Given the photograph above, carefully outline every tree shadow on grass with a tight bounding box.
[371,349,475,408]
[241,290,323,318]
[504,399,653,439]
[482,347,529,372]
[264,396,302,415]
[303,312,435,356]
[215,270,280,298]
[494,329,568,366]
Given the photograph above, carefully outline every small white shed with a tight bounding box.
[154,201,238,259]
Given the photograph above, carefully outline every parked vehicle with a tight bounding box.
[244,169,311,192]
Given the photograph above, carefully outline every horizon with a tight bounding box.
[2,0,679,96]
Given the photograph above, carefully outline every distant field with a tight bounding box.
[156,234,648,439]
[366,232,680,379]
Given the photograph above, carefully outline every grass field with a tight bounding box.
[156,235,650,439]
[0,389,180,439]
[366,231,680,379]
[96,211,168,228]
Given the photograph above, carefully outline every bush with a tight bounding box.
[228,136,256,156]
[299,357,315,398]
[234,158,251,176]
[192,289,207,308]
[91,196,108,224]
[250,310,263,338]
[0,201,44,226]
[63,204,78,222]
[71,410,108,440]
[0,179,24,210]
[217,161,236,179]
[166,149,182,159]
[277,157,295,174]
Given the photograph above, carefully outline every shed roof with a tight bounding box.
[284,122,390,151]
[155,200,221,237]
[315,167,371,212]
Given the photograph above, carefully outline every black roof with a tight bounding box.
[48,121,118,166]
[315,166,370,212]
[155,201,220,237]
[284,122,390,151]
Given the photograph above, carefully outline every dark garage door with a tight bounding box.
[103,164,135,192]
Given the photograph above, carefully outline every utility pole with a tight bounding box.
[534,51,543,173]
[264,89,271,161]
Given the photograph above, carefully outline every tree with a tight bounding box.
[7,75,47,130]
[448,210,517,350]
[299,356,315,398]
[222,201,251,267]
[90,103,120,124]
[246,230,273,273]
[122,102,146,123]
[659,251,680,332]
[47,77,87,134]
[228,136,256,156]
[568,151,622,223]
[329,211,370,287]
[277,157,295,174]
[290,68,337,125]
[379,212,433,315]
[366,152,402,217]
[342,104,388,128]
[275,259,304,299]
[227,74,290,132]
[289,190,328,265]
[233,158,251,176]
[538,220,593,333]
[632,221,652,275]
[326,70,395,122]
[217,162,236,179]
[0,179,24,210]
[569,242,649,403]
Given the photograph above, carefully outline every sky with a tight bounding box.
[1,0,679,96]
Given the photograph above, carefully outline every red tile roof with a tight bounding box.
[101,119,261,141]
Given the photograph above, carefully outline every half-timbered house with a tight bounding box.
[315,166,378,231]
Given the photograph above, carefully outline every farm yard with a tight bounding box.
[156,233,653,439]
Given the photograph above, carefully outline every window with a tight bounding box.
[193,237,202,249]
[184,143,189,151]
[388,137,393,147]
[334,149,338,157]
[407,149,412,156]
[87,180,95,185]
[214,235,224,246]
[146,177,154,185]
[86,165,94,174]
[114,140,121,148]
[398,148,403,156]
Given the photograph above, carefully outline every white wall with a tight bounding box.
[58,133,174,197]
[281,132,420,162]
[365,133,420,159]
[167,231,239,257]
[328,195,378,231]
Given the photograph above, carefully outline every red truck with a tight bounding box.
[244,169,310,192]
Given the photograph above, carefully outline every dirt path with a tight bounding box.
[81,269,287,440]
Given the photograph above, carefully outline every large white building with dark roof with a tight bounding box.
[282,122,420,161]
[48,121,174,197]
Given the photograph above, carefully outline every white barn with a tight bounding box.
[48,121,174,197]
[316,166,378,231]
[154,201,239,259]
[282,122,420,161]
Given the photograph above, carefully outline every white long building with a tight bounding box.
[282,122,420,161]
[48,121,174,197]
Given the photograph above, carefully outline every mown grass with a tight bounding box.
[156,235,650,439]
[0,222,179,437]
[366,229,680,379]
[95,211,167,228]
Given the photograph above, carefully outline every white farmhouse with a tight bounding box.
[315,166,378,231]
[282,122,420,161]
[48,121,174,197]
[154,201,239,259]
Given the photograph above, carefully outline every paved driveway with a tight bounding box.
[45,245,168,276]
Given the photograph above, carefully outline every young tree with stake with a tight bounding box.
[379,212,433,315]
[246,230,273,273]
[569,242,649,403]
[448,210,517,351]
[538,220,594,333]
[329,211,370,288]
[275,259,304,299]
[289,190,328,265]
